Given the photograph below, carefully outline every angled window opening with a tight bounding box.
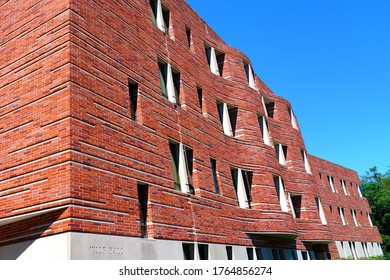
[315,197,327,225]
[205,45,225,76]
[198,244,209,260]
[273,175,289,212]
[197,86,203,113]
[246,247,254,260]
[158,59,180,105]
[351,209,358,227]
[150,0,170,35]
[288,107,299,130]
[169,141,194,194]
[263,98,275,118]
[185,26,192,48]
[210,158,220,194]
[244,62,257,90]
[217,101,237,137]
[182,243,195,260]
[340,179,348,196]
[255,248,264,260]
[257,114,272,146]
[275,143,288,165]
[338,207,346,225]
[301,150,312,174]
[226,246,233,260]
[327,175,336,193]
[357,184,363,198]
[367,213,373,227]
[289,194,302,218]
[231,168,253,209]
[137,183,149,238]
[128,78,139,121]
[301,251,309,260]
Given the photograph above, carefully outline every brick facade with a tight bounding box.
[0,0,382,259]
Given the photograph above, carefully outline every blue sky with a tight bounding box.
[186,0,390,176]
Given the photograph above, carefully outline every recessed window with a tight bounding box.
[315,197,327,225]
[288,194,302,218]
[351,209,358,226]
[340,179,348,196]
[243,62,257,89]
[137,183,149,238]
[231,168,253,209]
[275,143,288,165]
[357,184,363,198]
[185,26,192,48]
[263,98,275,118]
[257,114,272,146]
[210,158,220,194]
[327,175,336,193]
[288,107,299,130]
[338,207,346,225]
[272,249,285,260]
[205,45,225,76]
[246,248,254,260]
[169,141,194,194]
[367,213,373,226]
[226,246,233,260]
[255,248,264,260]
[182,243,195,260]
[197,86,203,113]
[301,150,311,174]
[158,58,180,105]
[273,175,289,212]
[128,78,139,121]
[198,244,209,260]
[217,101,237,137]
[150,0,170,35]
[301,251,309,260]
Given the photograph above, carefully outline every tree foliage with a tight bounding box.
[361,167,390,258]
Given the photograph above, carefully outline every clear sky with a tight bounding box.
[186,0,390,177]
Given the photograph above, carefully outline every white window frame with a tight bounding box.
[244,62,257,90]
[258,114,272,146]
[338,207,346,225]
[231,168,252,209]
[275,143,287,165]
[315,197,327,225]
[289,107,299,130]
[328,175,336,193]
[341,179,348,196]
[301,150,312,174]
[274,175,289,212]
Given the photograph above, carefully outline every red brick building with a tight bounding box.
[0,0,382,259]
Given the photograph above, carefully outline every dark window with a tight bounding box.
[226,246,233,260]
[182,243,195,260]
[272,249,285,260]
[128,78,139,121]
[186,26,192,48]
[246,248,254,260]
[264,99,275,118]
[198,244,209,260]
[290,195,302,218]
[137,183,149,238]
[290,250,298,260]
[169,142,181,191]
[210,158,220,194]
[255,248,264,260]
[197,86,203,112]
[231,168,253,209]
[302,251,309,260]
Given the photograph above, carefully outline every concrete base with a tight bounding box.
[0,232,383,260]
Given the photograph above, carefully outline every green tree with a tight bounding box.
[361,167,390,259]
